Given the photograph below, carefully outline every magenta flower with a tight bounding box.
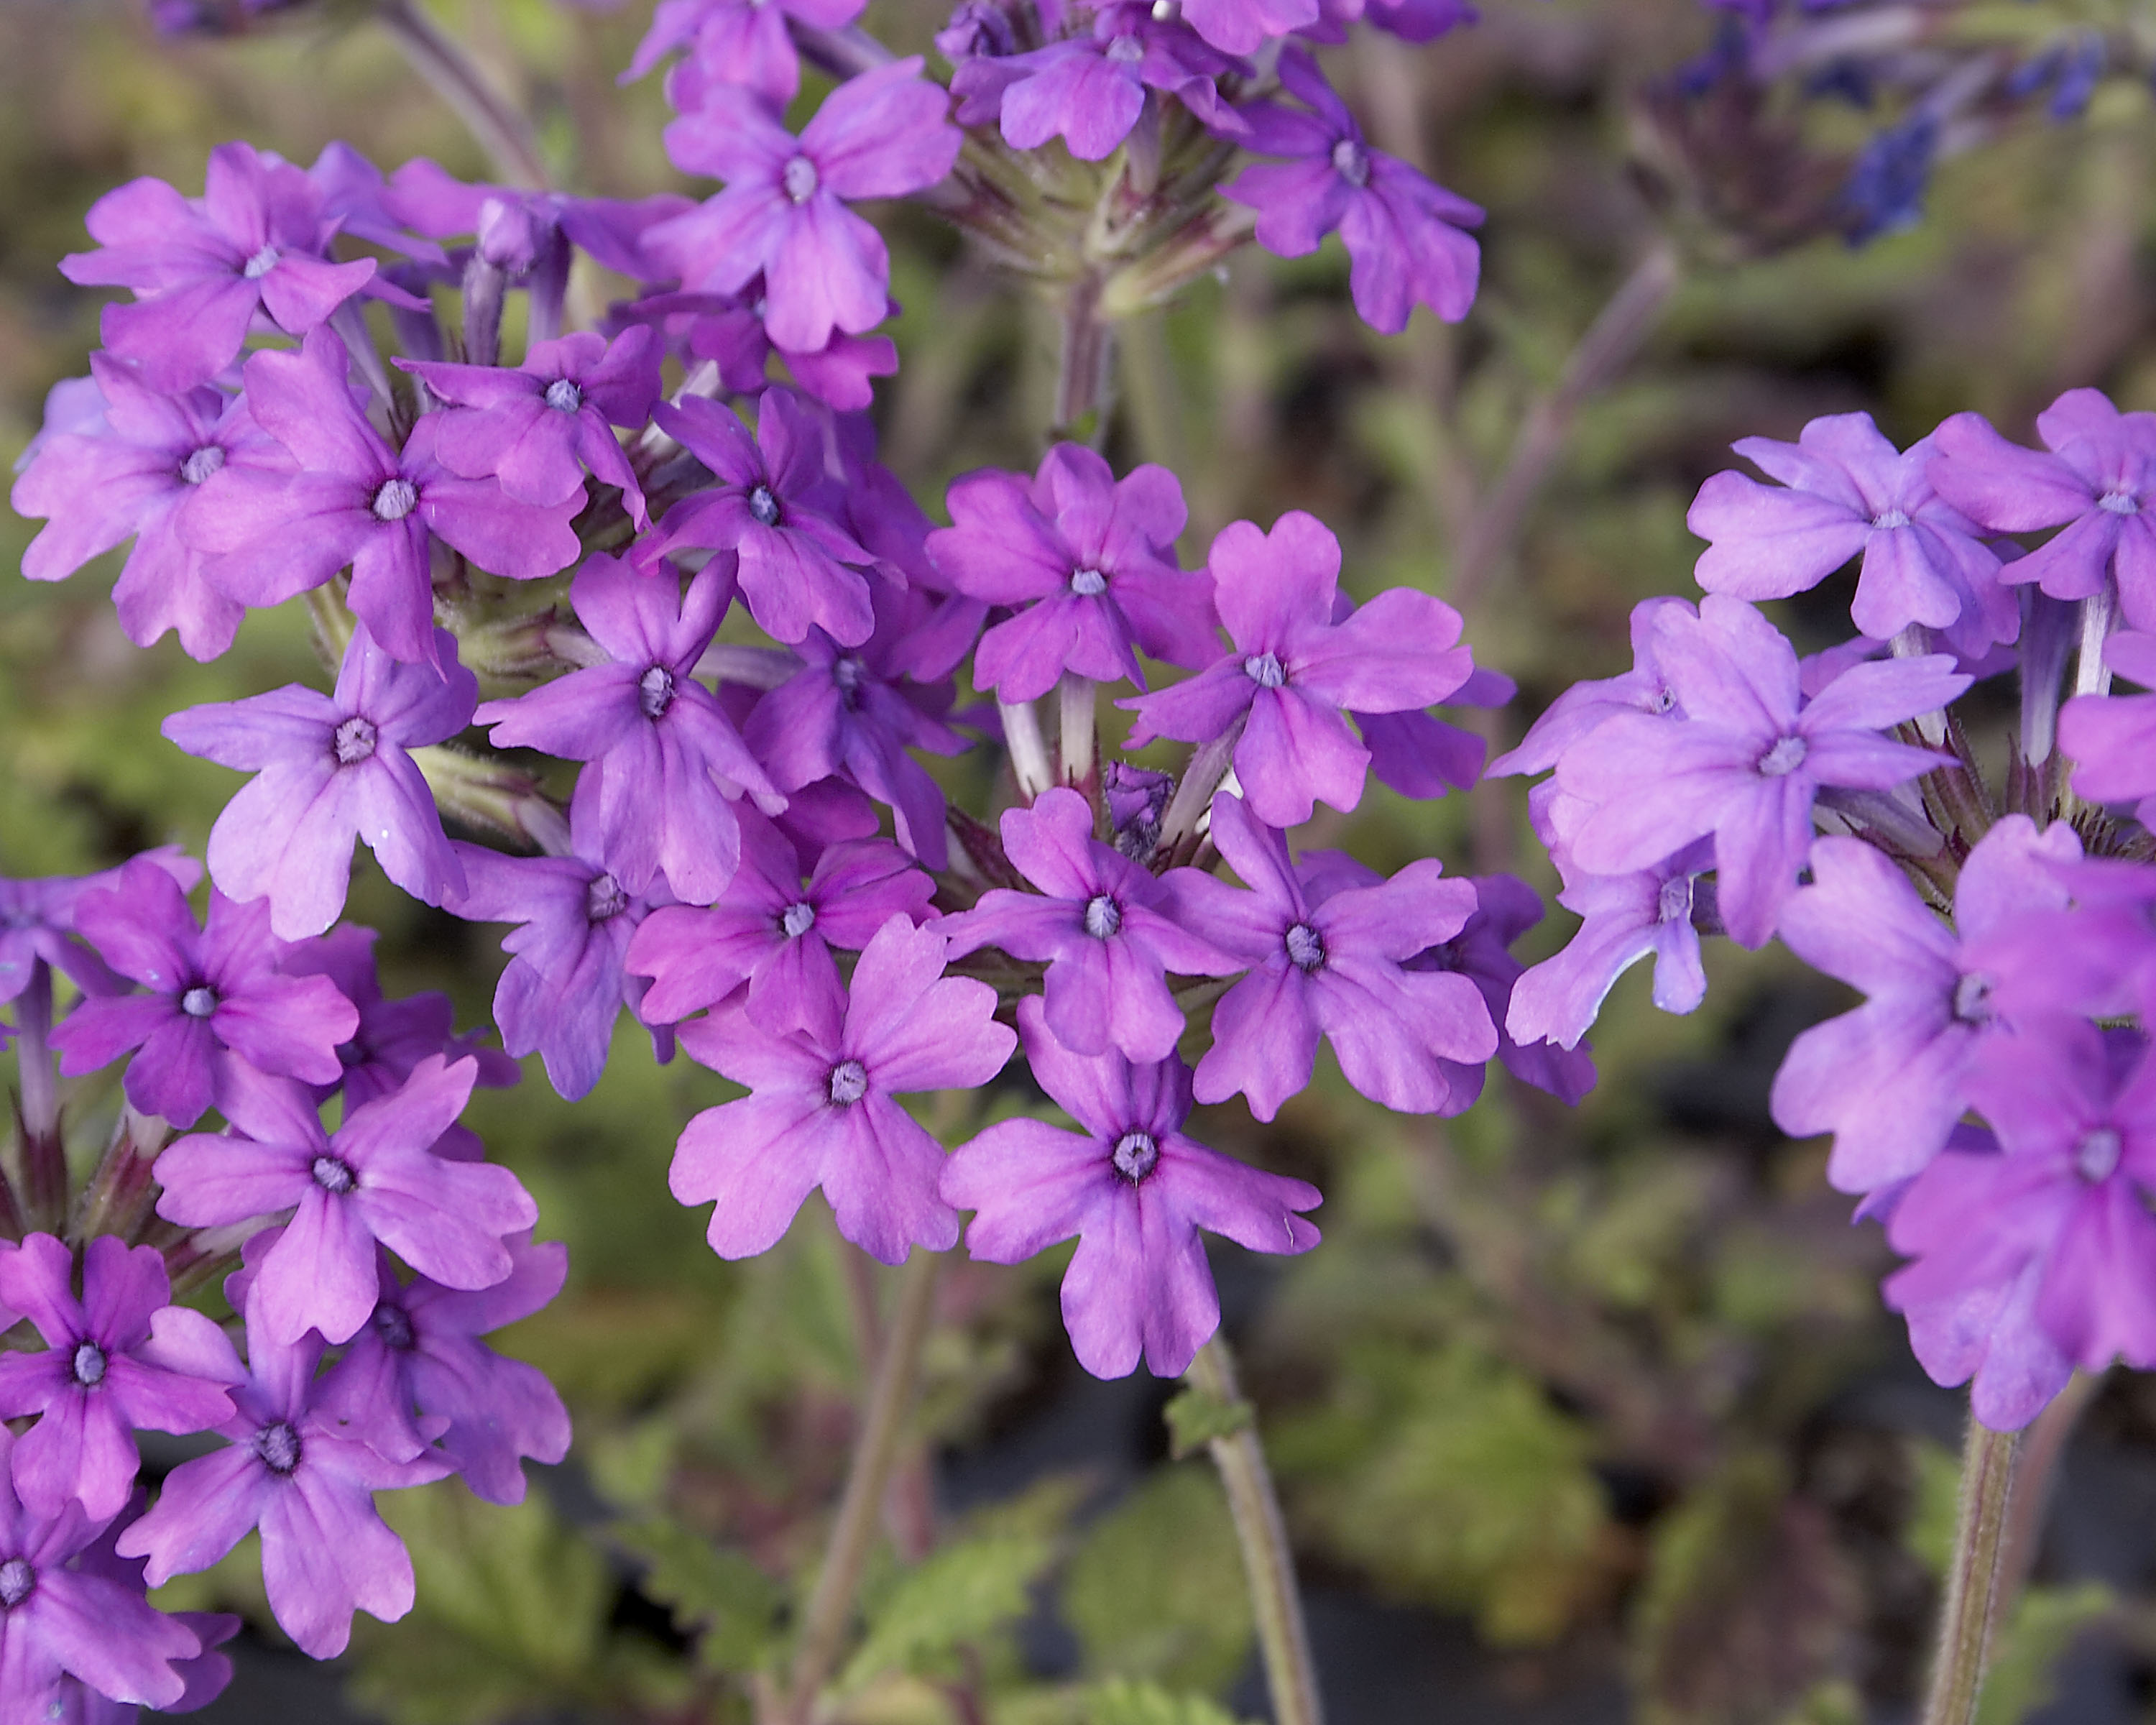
[1929,388,2156,628]
[399,327,661,528]
[670,915,1015,1264]
[161,623,476,940]
[647,59,962,353]
[1553,595,1968,948]
[1123,510,1473,828]
[115,1289,453,1660]
[51,860,357,1129]
[944,788,1239,1062]
[180,328,583,666]
[926,444,1219,701]
[0,1431,205,1716]
[474,555,779,905]
[943,997,1320,1379]
[1770,819,2082,1193]
[628,809,936,1029]
[647,279,900,409]
[316,1238,570,1505]
[1163,793,1497,1120]
[1687,411,2014,653]
[0,1236,235,1521]
[58,140,379,392]
[54,1504,239,1721]
[9,354,289,661]
[626,0,868,106]
[2058,629,2156,823]
[0,850,201,1008]
[1222,47,1482,334]
[154,1056,538,1347]
[644,390,884,647]
[1181,0,1316,53]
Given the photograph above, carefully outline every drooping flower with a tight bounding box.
[153,1056,538,1347]
[161,623,476,940]
[1122,510,1473,828]
[670,915,1015,1264]
[51,860,358,1129]
[943,997,1321,1379]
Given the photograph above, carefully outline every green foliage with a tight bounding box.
[1061,1466,1254,1696]
[1084,1678,1250,1725]
[1904,1437,1966,1578]
[1974,1582,2116,1725]
[1162,1384,1253,1458]
[612,1515,788,1674]
[839,1527,1058,1691]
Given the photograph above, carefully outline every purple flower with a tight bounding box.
[628,809,935,1029]
[54,1502,239,1721]
[1162,793,1497,1120]
[114,1288,453,1660]
[0,850,201,1007]
[1352,666,1513,800]
[154,1055,538,1347]
[670,915,1015,1264]
[9,355,287,662]
[1552,595,1968,948]
[1122,511,1473,828]
[1884,1021,2156,1426]
[0,1431,205,1716]
[2058,629,2156,822]
[1687,411,2014,653]
[669,280,902,409]
[180,327,583,666]
[943,788,1239,1062]
[315,1237,570,1505]
[1181,0,1315,53]
[0,1236,235,1522]
[644,390,884,647]
[942,997,1320,1378]
[1929,389,2156,628]
[474,555,779,905]
[1488,597,1692,779]
[161,624,476,940]
[50,860,358,1128]
[1222,47,1482,334]
[448,815,676,1101]
[58,140,379,392]
[625,0,868,106]
[647,59,962,354]
[398,328,661,528]
[1770,818,2081,1193]
[926,445,1219,700]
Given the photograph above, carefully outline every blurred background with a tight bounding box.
[4,0,2156,1718]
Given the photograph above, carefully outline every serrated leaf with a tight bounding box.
[1164,1386,1253,1460]
[837,1529,1056,1692]
[1087,1677,1250,1725]
[612,1515,788,1673]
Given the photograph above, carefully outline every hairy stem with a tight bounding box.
[1921,1415,2020,1725]
[786,1251,942,1724]
[376,0,549,190]
[1156,715,1246,863]
[999,699,1056,801]
[1187,1338,1325,1725]
[1058,673,1097,789]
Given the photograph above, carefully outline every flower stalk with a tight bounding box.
[374,0,550,190]
[1920,1414,2021,1725]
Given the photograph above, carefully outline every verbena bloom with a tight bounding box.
[628,809,935,1029]
[1687,410,2014,653]
[58,139,378,392]
[181,327,583,666]
[1222,47,1483,334]
[2058,629,2156,824]
[670,915,1015,1264]
[1181,0,1315,54]
[1123,511,1473,828]
[1163,793,1497,1120]
[115,1289,453,1660]
[1488,597,1690,780]
[154,1056,538,1347]
[474,555,778,905]
[1553,595,1968,948]
[647,59,962,353]
[643,390,883,646]
[1770,818,2081,1193]
[52,860,357,1129]
[162,624,476,940]
[0,1236,236,1521]
[0,850,201,1007]
[942,997,1321,1379]
[926,444,1218,700]
[625,0,867,106]
[55,1506,239,1721]
[942,787,1240,1062]
[1929,387,2156,628]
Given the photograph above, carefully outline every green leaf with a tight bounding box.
[1163,1385,1253,1459]
[837,1528,1057,1691]
[612,1515,788,1673]
[1903,1437,1963,1580]
[1974,1582,2115,1725]
[1061,1466,1253,1696]
[1086,1677,1250,1725]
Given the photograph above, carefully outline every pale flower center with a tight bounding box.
[372,477,419,522]
[179,444,225,486]
[1106,33,1144,61]
[1952,972,1993,1024]
[1331,137,1370,187]
[1084,894,1123,939]
[828,1059,870,1106]
[781,902,817,939]
[2076,1126,2122,1183]
[255,1420,303,1475]
[242,244,281,279]
[747,483,783,527]
[1069,567,1108,597]
[639,665,676,720]
[1112,1130,1159,1183]
[781,155,819,203]
[333,716,377,765]
[180,985,218,1018]
[1284,921,1325,972]
[2099,488,2140,515]
[1871,508,1911,531]
[544,378,583,413]
[374,1304,415,1350]
[587,874,629,924]
[71,1341,106,1386]
[1243,651,1286,689]
[1657,876,1692,925]
[0,1560,32,1609]
[1756,735,1809,778]
[312,1155,356,1194]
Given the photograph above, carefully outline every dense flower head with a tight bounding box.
[0,850,201,1008]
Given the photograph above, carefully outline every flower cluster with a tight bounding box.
[1503,390,2156,1432]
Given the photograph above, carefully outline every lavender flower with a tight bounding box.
[626,0,868,106]
[942,998,1321,1379]
[1488,597,1690,779]
[2059,630,2156,822]
[670,915,1015,1264]
[161,624,476,940]
[0,850,201,1007]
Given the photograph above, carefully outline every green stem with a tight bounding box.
[1922,1415,2021,1725]
[785,1251,942,1724]
[1187,1338,1325,1725]
[376,0,550,190]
